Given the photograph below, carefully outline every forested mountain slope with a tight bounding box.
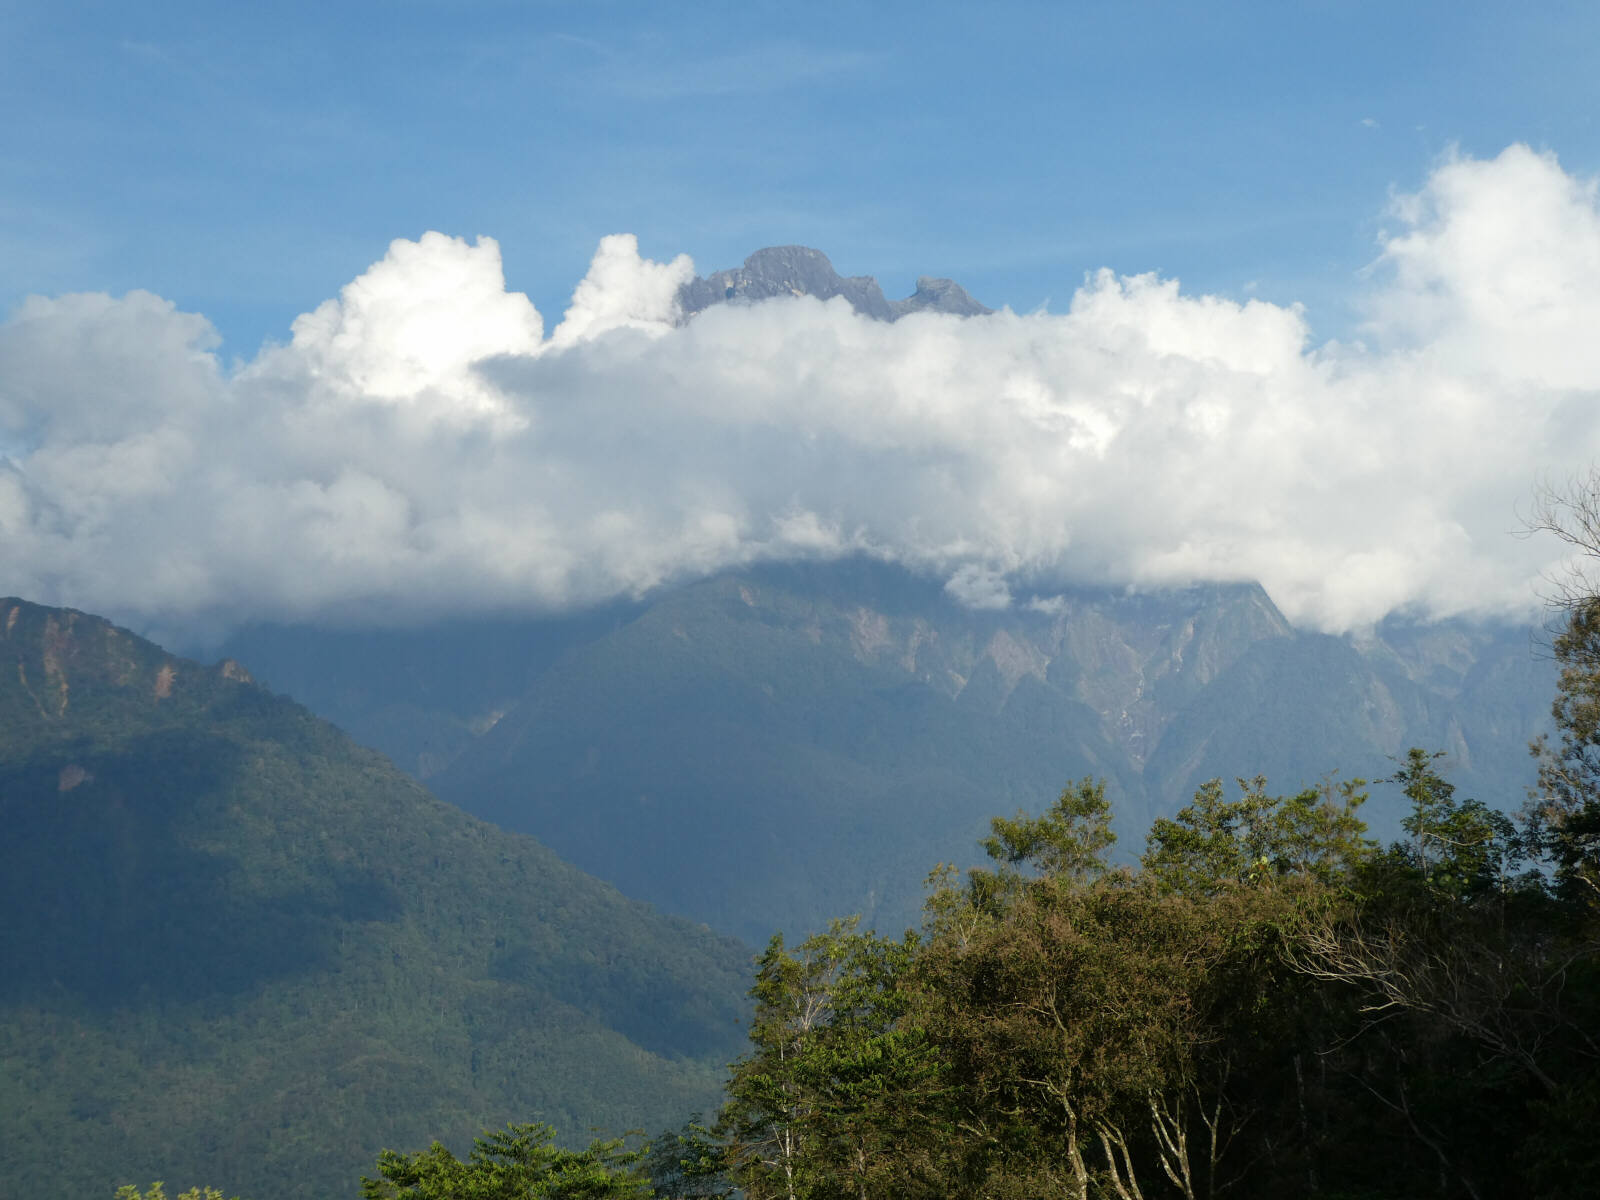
[0,599,751,1200]
[219,561,1552,945]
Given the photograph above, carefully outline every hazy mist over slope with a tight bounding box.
[217,561,1554,943]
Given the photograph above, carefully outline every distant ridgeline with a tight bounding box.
[216,558,1555,947]
[0,598,751,1200]
[676,244,993,323]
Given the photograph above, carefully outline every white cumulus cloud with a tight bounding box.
[2,144,1598,639]
[247,231,545,426]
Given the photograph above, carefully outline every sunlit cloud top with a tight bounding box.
[1,146,1597,639]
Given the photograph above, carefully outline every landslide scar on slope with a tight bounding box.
[41,615,72,716]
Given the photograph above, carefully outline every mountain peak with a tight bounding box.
[678,246,992,322]
[891,275,993,318]
[1,597,248,734]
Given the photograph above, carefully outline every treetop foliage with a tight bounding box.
[1142,773,1373,895]
[359,1124,651,1200]
[717,739,1599,1199]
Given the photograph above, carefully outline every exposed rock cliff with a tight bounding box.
[678,244,993,321]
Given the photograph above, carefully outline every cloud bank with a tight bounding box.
[3,146,1598,640]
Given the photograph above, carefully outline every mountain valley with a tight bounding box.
[216,561,1555,944]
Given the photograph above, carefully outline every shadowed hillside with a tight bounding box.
[217,562,1553,945]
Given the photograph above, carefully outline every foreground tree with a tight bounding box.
[715,742,1600,1197]
[1527,471,1600,901]
[359,1124,650,1200]
[721,918,943,1199]
[923,774,1384,1198]
[1142,774,1373,893]
[1533,598,1600,902]
[641,1116,732,1199]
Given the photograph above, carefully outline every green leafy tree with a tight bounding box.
[1143,775,1372,894]
[721,919,942,1200]
[1524,472,1600,902]
[116,1187,242,1200]
[915,777,1329,1199]
[1533,599,1600,902]
[919,862,1319,1199]
[1143,777,1277,893]
[359,1124,650,1200]
[642,1116,732,1199]
[962,778,1117,917]
[1389,748,1523,899]
[981,777,1117,881]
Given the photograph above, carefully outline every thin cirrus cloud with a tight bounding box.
[1,144,1596,641]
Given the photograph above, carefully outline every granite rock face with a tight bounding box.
[890,274,992,318]
[678,245,993,321]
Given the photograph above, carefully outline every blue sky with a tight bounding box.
[7,1,1600,359]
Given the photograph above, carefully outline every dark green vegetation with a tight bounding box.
[0,599,751,1200]
[710,746,1600,1199]
[220,561,1552,944]
[359,1123,652,1199]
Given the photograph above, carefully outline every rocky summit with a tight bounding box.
[678,244,993,322]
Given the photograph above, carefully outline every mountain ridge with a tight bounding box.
[677,244,993,321]
[206,561,1554,944]
[0,596,751,1200]
[410,563,1551,942]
